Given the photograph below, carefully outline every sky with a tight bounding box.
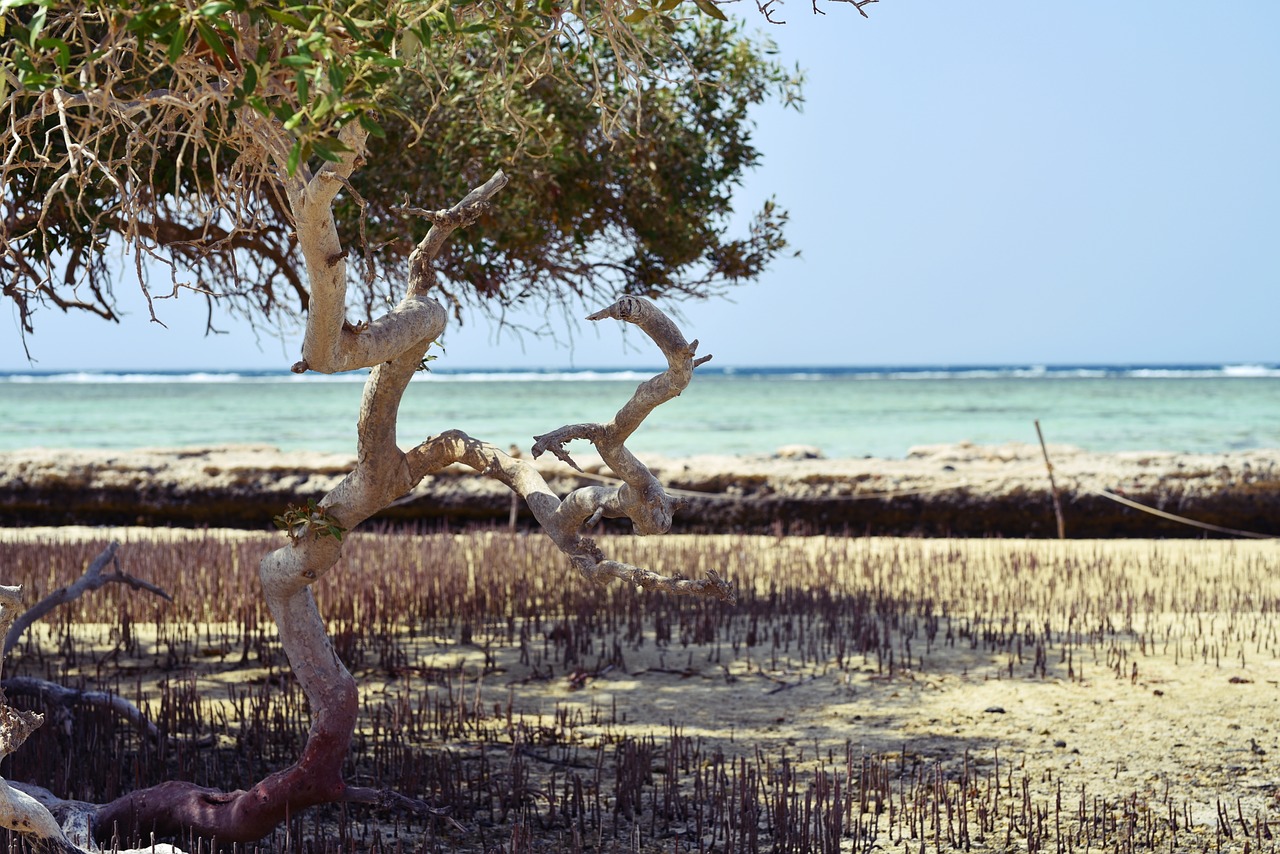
[4,2,1278,371]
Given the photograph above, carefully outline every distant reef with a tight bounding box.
[1,443,1279,538]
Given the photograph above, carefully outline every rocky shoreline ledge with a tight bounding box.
[1,443,1278,538]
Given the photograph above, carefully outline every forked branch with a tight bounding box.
[405,297,731,601]
[90,170,512,847]
[533,295,712,537]
[405,431,734,602]
[3,542,172,658]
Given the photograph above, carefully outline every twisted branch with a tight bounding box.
[405,431,735,602]
[533,296,711,536]
[403,298,731,601]
[89,170,511,847]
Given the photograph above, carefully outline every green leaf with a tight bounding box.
[297,31,325,52]
[280,54,313,68]
[199,1,235,16]
[264,8,309,30]
[623,9,648,23]
[35,37,70,71]
[16,68,54,89]
[166,26,187,65]
[689,0,728,20]
[26,5,45,46]
[239,60,258,96]
[286,139,303,175]
[358,112,386,138]
[194,19,230,61]
[311,139,342,162]
[204,15,235,36]
[337,13,365,39]
[327,63,346,91]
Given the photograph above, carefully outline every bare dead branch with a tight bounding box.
[92,170,512,848]
[405,426,734,603]
[0,586,43,758]
[341,786,466,832]
[813,0,877,15]
[1,677,157,741]
[0,785,82,854]
[533,296,712,537]
[0,590,95,852]
[587,562,735,601]
[0,677,212,749]
[3,543,173,659]
[406,170,510,294]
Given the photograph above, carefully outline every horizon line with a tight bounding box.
[3,361,1278,374]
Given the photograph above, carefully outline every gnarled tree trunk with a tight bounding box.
[60,135,730,847]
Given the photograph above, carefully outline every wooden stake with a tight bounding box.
[1034,420,1066,539]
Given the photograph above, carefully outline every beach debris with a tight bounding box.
[774,444,825,460]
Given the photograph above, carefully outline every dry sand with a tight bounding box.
[1,528,1278,850]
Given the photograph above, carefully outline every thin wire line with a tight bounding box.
[1088,488,1272,540]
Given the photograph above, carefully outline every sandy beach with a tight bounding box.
[1,442,1278,537]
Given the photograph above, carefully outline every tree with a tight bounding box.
[1,1,799,343]
[0,0,869,847]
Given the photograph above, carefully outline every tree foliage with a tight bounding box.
[1,0,800,343]
[0,2,881,848]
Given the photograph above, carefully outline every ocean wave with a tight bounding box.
[414,370,652,382]
[3,364,1279,383]
[854,365,1280,381]
[1,371,250,384]
[0,370,382,384]
[1221,364,1280,378]
[1128,365,1280,379]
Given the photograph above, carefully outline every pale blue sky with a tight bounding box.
[4,2,1277,370]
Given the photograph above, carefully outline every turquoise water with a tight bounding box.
[2,366,1280,459]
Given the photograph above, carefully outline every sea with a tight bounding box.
[2,364,1280,460]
